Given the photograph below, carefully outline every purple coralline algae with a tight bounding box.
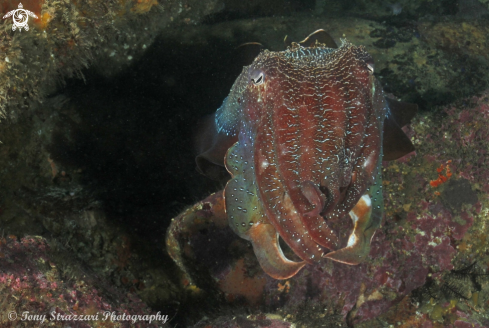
[0,235,166,327]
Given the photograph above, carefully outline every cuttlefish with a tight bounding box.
[194,30,417,279]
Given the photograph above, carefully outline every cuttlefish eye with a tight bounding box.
[250,69,265,86]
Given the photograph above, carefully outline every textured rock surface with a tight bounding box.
[0,0,225,119]
[0,235,168,327]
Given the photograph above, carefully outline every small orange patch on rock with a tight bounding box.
[39,12,52,29]
[132,0,158,14]
[430,160,452,188]
[218,259,266,306]
[277,280,290,293]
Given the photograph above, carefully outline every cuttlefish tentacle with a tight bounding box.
[248,223,305,280]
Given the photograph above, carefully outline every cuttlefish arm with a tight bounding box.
[323,194,373,264]
[324,165,384,264]
[248,224,306,280]
[224,141,305,280]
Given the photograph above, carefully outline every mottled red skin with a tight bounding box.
[214,42,387,277]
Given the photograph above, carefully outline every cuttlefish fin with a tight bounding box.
[248,223,305,280]
[386,97,418,127]
[195,41,264,180]
[382,113,415,161]
[195,115,237,181]
[323,194,374,265]
[382,98,418,161]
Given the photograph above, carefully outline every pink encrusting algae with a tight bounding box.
[0,235,164,327]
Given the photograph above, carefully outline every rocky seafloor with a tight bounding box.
[1,0,489,327]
